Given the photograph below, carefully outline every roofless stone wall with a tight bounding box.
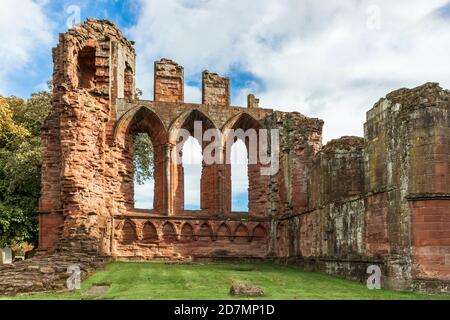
[35,19,450,294]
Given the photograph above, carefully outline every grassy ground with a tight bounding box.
[4,262,450,300]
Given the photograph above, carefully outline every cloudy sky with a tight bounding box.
[1,0,450,209]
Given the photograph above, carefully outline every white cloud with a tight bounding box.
[134,179,154,209]
[0,0,53,94]
[182,137,202,208]
[130,0,450,142]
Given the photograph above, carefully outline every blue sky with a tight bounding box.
[0,0,259,103]
[2,0,450,210]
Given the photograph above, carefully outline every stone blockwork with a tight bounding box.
[1,19,449,296]
[274,83,450,294]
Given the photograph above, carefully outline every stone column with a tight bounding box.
[165,143,173,215]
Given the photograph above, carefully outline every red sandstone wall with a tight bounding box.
[38,213,64,251]
[113,216,270,259]
[411,200,450,280]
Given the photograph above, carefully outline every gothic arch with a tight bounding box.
[168,109,221,214]
[114,106,168,213]
[162,222,177,242]
[198,223,214,241]
[221,112,262,147]
[216,223,232,242]
[168,109,218,145]
[252,224,268,245]
[221,113,269,216]
[142,221,158,243]
[121,219,137,245]
[180,222,195,243]
[252,224,267,239]
[234,223,250,243]
[114,106,168,146]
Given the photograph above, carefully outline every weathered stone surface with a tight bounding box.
[1,19,447,296]
[229,282,264,297]
[82,285,110,296]
[0,248,105,296]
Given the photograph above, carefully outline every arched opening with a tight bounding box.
[216,223,232,242]
[77,45,96,89]
[199,223,213,242]
[169,109,220,214]
[234,223,250,243]
[121,220,137,245]
[180,223,195,243]
[162,222,177,242]
[142,222,158,243]
[252,224,267,244]
[223,113,269,216]
[133,132,154,210]
[230,139,249,212]
[182,136,202,210]
[116,107,167,213]
[124,65,134,100]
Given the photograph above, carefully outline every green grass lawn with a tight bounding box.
[4,262,450,300]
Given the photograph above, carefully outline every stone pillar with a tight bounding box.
[202,71,230,106]
[217,146,226,215]
[165,144,173,215]
[154,59,184,103]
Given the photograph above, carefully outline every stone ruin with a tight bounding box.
[1,19,449,295]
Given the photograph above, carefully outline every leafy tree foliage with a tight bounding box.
[133,133,154,185]
[0,85,154,246]
[132,89,154,186]
[0,91,51,247]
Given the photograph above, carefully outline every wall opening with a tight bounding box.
[182,136,202,210]
[121,220,137,245]
[120,107,167,213]
[124,65,134,100]
[77,46,96,89]
[223,113,268,216]
[170,109,219,213]
[133,132,154,210]
[231,139,249,212]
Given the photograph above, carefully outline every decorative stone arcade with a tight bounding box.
[37,19,450,294]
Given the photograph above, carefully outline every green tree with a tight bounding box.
[0,85,154,246]
[0,90,51,247]
[133,133,154,185]
[132,88,154,185]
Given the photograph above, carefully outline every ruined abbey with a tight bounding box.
[2,19,449,295]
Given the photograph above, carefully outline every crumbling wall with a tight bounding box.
[381,84,450,287]
[275,136,371,281]
[40,19,136,253]
[276,84,450,293]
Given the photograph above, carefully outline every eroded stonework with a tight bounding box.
[2,19,449,295]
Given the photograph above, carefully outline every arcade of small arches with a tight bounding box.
[117,219,268,245]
